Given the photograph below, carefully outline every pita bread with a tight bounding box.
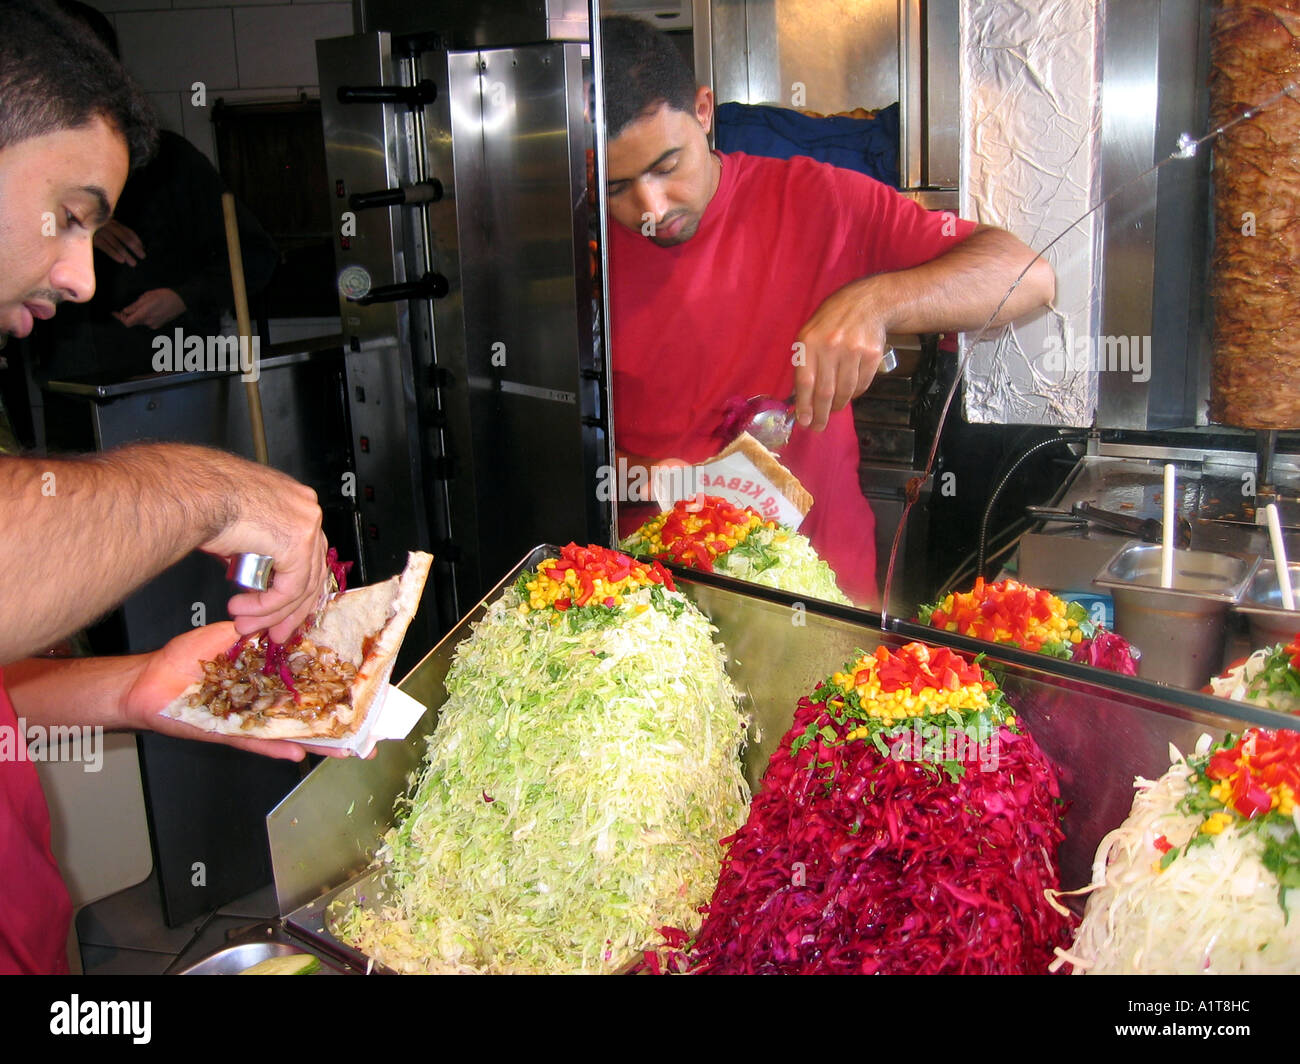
[713,432,814,516]
[162,551,432,740]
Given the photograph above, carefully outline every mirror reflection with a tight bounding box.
[598,9,1051,614]
[599,2,1300,700]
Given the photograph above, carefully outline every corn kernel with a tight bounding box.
[1200,811,1232,835]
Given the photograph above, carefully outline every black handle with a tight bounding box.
[336,80,437,108]
[1073,502,1191,549]
[353,272,449,305]
[348,180,443,212]
[393,30,444,58]
[348,188,403,211]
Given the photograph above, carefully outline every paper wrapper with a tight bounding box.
[304,672,429,758]
[652,432,813,529]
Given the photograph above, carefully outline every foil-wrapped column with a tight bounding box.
[1209,2,1300,429]
[959,0,1101,425]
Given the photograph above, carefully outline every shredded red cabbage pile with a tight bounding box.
[1072,630,1139,676]
[261,635,300,698]
[681,698,1076,974]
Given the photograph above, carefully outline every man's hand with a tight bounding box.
[94,219,146,266]
[4,624,351,761]
[0,444,330,664]
[198,459,328,644]
[114,288,187,329]
[793,279,892,432]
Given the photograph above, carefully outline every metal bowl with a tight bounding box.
[1093,542,1257,688]
[176,940,333,976]
[1235,560,1300,650]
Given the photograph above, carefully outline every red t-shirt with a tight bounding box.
[0,668,72,974]
[610,151,975,604]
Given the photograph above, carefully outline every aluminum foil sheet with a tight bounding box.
[959,0,1101,426]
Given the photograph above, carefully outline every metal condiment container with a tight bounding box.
[1234,561,1300,650]
[1094,542,1257,688]
[226,552,275,591]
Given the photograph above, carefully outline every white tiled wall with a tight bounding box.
[88,0,354,162]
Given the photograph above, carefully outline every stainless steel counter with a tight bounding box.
[265,546,1299,972]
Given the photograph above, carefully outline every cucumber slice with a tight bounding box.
[238,953,321,975]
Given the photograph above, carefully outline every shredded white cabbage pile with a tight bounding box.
[331,583,750,973]
[1209,645,1300,714]
[1052,737,1300,975]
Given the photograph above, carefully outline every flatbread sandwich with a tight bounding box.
[162,550,432,740]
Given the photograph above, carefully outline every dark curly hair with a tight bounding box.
[0,0,157,170]
[601,16,698,139]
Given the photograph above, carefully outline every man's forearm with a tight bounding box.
[792,224,1055,430]
[3,655,142,730]
[871,224,1055,335]
[0,444,233,662]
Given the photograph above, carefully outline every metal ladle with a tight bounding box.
[724,348,898,450]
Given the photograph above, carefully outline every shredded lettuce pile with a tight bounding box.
[711,525,851,604]
[621,521,849,604]
[331,579,750,973]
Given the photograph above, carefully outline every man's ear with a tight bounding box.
[694,85,715,135]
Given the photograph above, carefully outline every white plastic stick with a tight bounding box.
[1161,464,1176,588]
[1265,503,1295,611]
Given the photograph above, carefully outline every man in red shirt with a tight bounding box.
[0,0,343,972]
[602,17,1054,604]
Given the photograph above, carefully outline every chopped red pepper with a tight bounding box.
[1206,749,1239,781]
[530,544,675,609]
[1204,729,1300,820]
[927,579,1070,652]
[859,643,990,696]
[631,495,773,572]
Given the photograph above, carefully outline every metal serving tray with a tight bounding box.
[280,871,397,975]
[173,924,348,975]
[1235,560,1300,649]
[1094,541,1257,603]
[268,545,1300,973]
